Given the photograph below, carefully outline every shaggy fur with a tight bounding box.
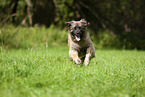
[65,19,95,66]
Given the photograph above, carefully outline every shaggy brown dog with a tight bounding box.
[65,19,95,66]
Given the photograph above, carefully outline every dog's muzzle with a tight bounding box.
[71,27,82,41]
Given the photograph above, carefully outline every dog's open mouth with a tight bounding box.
[75,35,80,41]
[73,34,81,41]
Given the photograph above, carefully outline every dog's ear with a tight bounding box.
[80,19,86,22]
[80,19,90,26]
[85,22,90,26]
[65,22,72,27]
[81,22,90,26]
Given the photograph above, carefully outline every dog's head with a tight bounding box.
[65,19,90,42]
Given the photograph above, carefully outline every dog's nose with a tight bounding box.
[76,27,80,30]
[76,28,80,34]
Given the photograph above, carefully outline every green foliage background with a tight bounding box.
[0,25,120,49]
[0,0,145,49]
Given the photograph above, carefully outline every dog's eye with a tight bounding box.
[78,27,81,29]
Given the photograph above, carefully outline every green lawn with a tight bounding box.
[0,47,145,97]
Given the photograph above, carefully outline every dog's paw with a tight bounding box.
[84,59,89,66]
[75,58,82,65]
[84,61,89,66]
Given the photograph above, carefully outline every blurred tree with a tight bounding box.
[0,0,17,24]
[32,0,55,26]
[0,0,145,49]
[11,0,19,23]
[21,0,33,27]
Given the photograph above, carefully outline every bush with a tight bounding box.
[0,25,68,49]
[90,30,121,49]
[121,30,145,50]
[0,25,145,50]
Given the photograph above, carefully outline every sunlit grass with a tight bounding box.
[0,47,145,97]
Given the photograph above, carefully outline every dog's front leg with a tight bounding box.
[84,47,94,66]
[69,50,82,64]
[84,53,91,66]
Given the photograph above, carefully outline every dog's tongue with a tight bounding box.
[75,36,80,41]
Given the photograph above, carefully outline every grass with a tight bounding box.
[0,47,145,97]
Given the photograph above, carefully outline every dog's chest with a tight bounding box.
[78,48,87,58]
[70,43,87,58]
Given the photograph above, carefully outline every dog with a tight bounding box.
[65,19,95,66]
